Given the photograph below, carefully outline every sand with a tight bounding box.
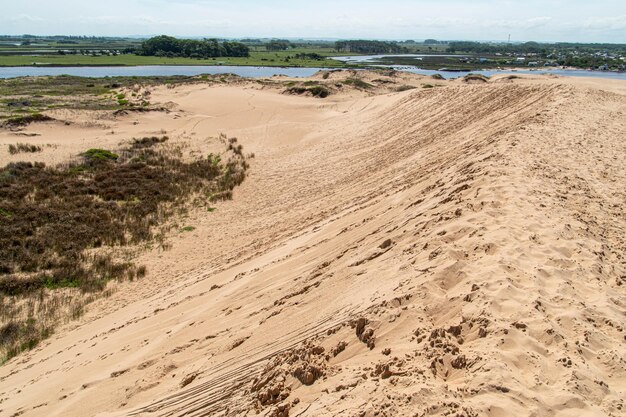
[0,71,624,417]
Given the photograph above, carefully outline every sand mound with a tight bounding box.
[0,75,624,417]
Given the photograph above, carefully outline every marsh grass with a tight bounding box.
[0,134,248,361]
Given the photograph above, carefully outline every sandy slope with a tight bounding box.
[0,72,625,417]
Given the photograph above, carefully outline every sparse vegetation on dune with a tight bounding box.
[285,85,331,98]
[0,134,249,361]
[342,78,374,89]
[395,85,417,92]
[8,143,42,154]
[3,113,53,127]
[463,73,490,83]
[0,75,244,121]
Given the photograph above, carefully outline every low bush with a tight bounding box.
[343,78,374,89]
[285,85,330,98]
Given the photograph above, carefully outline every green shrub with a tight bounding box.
[285,85,330,98]
[82,148,119,163]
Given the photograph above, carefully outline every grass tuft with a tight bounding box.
[8,143,43,154]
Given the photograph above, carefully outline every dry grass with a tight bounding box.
[0,134,248,362]
[8,143,43,154]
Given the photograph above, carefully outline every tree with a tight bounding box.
[335,40,408,54]
[140,36,249,58]
[266,40,291,51]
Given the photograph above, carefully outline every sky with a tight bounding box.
[2,0,626,43]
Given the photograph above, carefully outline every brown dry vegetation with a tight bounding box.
[0,134,248,361]
[8,143,42,154]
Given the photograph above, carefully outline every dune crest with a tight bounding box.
[0,73,624,417]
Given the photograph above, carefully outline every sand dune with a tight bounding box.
[0,72,624,417]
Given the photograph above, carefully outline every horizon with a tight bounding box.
[2,0,626,43]
[2,34,626,45]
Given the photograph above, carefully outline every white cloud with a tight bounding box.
[0,1,624,42]
[9,14,45,22]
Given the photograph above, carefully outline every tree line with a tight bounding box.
[139,35,249,58]
[334,40,408,54]
[447,41,626,55]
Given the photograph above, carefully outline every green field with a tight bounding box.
[0,46,362,68]
[0,53,343,68]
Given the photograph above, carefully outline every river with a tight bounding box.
[1,62,625,81]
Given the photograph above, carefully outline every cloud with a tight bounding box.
[582,15,626,30]
[0,1,624,42]
[9,14,45,22]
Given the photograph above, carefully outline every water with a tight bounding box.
[389,66,626,80]
[332,55,626,80]
[1,61,625,81]
[0,65,328,79]
[333,54,465,62]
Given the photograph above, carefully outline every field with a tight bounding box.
[0,50,358,68]
[0,38,361,68]
[1,36,625,72]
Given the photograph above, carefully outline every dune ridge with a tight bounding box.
[0,73,624,417]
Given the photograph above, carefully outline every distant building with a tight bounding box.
[528,62,539,67]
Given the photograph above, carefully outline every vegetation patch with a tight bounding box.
[285,85,330,98]
[395,85,417,92]
[343,78,374,89]
[8,143,42,154]
[0,135,248,361]
[3,113,53,127]
[81,148,119,163]
[131,135,169,149]
[463,74,490,83]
